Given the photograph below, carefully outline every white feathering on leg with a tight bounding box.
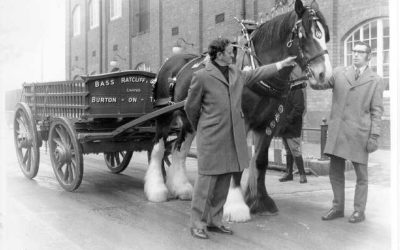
[166,133,194,200]
[145,139,169,202]
[223,179,251,222]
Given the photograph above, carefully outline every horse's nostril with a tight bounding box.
[319,72,325,82]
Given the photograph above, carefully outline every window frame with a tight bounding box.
[72,5,81,36]
[110,0,122,21]
[89,0,99,29]
[343,17,390,92]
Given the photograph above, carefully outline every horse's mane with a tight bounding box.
[252,11,297,49]
[252,8,330,49]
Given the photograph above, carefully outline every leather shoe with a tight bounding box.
[190,228,209,239]
[321,208,344,221]
[279,173,293,182]
[207,225,233,235]
[300,175,307,183]
[349,211,365,223]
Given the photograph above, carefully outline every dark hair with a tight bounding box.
[354,41,372,54]
[208,38,231,61]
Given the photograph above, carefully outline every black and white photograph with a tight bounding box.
[0,0,399,249]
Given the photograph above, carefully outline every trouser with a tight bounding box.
[329,155,368,212]
[190,173,232,229]
[282,137,306,175]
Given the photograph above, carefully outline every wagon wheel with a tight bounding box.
[104,151,133,173]
[48,117,83,191]
[13,103,40,179]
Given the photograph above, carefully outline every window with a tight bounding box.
[344,18,390,90]
[110,0,122,20]
[172,27,179,36]
[72,5,81,36]
[139,0,150,33]
[215,13,225,24]
[89,0,99,29]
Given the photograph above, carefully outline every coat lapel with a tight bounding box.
[351,67,375,88]
[205,61,229,86]
[343,66,356,86]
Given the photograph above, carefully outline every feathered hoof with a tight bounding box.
[145,184,169,202]
[223,188,251,223]
[247,195,279,215]
[175,182,193,201]
[223,204,251,222]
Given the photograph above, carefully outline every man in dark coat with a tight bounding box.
[184,38,297,239]
[310,41,384,223]
[276,87,307,183]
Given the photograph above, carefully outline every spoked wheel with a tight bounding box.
[48,117,83,191]
[13,103,40,179]
[104,151,133,173]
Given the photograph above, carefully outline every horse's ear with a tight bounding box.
[295,0,306,17]
[310,0,320,10]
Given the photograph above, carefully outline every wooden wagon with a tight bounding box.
[13,70,184,191]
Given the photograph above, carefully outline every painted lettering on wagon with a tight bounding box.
[126,88,141,93]
[91,97,117,103]
[94,79,115,88]
[121,76,146,84]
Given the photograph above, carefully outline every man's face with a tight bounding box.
[217,45,234,65]
[352,44,370,68]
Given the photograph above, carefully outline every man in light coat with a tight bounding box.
[185,38,297,239]
[310,41,384,223]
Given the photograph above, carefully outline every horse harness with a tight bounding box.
[236,8,327,136]
[286,7,329,79]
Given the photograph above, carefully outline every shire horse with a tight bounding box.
[144,0,332,222]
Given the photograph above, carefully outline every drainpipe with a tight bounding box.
[85,0,88,74]
[240,0,246,20]
[159,0,163,66]
[199,0,203,53]
[129,0,133,69]
[99,0,103,73]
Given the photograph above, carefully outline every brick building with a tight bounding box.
[65,0,390,146]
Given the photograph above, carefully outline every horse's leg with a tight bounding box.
[144,116,172,202]
[245,131,278,215]
[223,171,251,222]
[166,120,195,200]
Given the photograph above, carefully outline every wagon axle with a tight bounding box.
[54,145,73,165]
[17,134,32,149]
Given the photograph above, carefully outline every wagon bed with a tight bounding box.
[14,70,184,191]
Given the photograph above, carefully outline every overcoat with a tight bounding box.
[184,61,278,175]
[311,66,384,164]
[276,88,305,138]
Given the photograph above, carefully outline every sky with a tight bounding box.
[0,0,65,92]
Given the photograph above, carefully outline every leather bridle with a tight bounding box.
[286,8,329,80]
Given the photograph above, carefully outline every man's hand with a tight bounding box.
[276,56,297,70]
[366,134,379,153]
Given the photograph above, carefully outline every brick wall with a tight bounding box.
[69,0,86,79]
[106,0,130,71]
[161,0,200,62]
[65,0,390,145]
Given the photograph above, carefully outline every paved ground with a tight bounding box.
[0,128,394,250]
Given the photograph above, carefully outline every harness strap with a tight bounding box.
[306,49,328,65]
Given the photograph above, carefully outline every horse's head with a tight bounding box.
[290,0,332,85]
